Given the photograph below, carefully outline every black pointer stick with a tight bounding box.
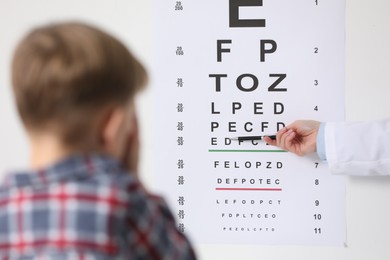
[230,135,277,141]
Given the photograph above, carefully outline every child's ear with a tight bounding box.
[100,107,127,151]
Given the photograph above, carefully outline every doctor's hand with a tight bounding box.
[264,120,321,156]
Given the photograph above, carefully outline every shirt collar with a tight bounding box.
[1,154,123,189]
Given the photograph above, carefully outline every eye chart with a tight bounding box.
[152,0,346,246]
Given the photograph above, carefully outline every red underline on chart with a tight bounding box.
[215,188,282,191]
[208,149,287,153]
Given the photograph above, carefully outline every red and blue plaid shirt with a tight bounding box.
[0,154,196,259]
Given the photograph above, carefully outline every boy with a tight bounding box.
[1,22,196,259]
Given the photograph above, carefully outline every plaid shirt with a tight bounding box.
[0,154,196,260]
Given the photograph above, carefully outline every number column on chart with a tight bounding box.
[173,0,188,234]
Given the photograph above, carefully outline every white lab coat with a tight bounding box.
[324,119,390,176]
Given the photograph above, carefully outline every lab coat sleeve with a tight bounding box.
[324,119,390,176]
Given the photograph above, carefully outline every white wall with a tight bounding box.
[0,0,389,259]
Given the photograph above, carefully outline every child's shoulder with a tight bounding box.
[0,154,139,194]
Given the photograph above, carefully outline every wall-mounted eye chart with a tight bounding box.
[152,0,346,246]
